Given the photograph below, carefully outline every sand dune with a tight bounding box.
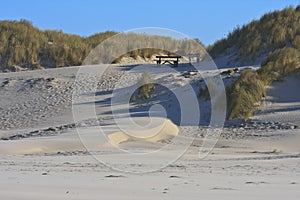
[253,73,300,124]
[108,117,179,145]
[0,64,299,199]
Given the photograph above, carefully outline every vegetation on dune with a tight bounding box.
[2,6,300,123]
[208,5,300,66]
[83,33,205,65]
[137,71,155,100]
[204,5,300,121]
[129,71,155,107]
[227,47,300,120]
[0,19,117,71]
[200,46,300,121]
[227,69,266,120]
[258,47,300,84]
[0,20,205,71]
[85,31,117,48]
[198,78,216,101]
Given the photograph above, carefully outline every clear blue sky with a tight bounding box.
[1,0,299,45]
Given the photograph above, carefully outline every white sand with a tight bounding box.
[0,64,299,199]
[108,117,178,145]
[253,73,300,124]
[0,130,299,200]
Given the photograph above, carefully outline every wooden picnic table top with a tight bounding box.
[155,55,182,59]
[187,53,200,57]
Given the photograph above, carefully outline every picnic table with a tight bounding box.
[187,53,201,65]
[155,55,182,67]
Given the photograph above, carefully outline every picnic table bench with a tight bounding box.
[187,53,201,65]
[155,55,182,67]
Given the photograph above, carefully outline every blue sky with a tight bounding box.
[1,0,299,45]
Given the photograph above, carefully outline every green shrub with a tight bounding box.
[0,20,205,69]
[208,6,300,65]
[137,71,155,100]
[227,46,300,120]
[198,78,216,100]
[257,47,299,85]
[227,69,266,120]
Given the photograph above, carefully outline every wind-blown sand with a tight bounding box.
[0,64,299,199]
[108,117,179,145]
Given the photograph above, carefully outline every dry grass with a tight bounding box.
[227,47,300,120]
[227,69,266,120]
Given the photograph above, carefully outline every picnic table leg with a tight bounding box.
[157,59,161,66]
[174,60,178,67]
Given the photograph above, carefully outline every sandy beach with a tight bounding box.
[0,63,299,199]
